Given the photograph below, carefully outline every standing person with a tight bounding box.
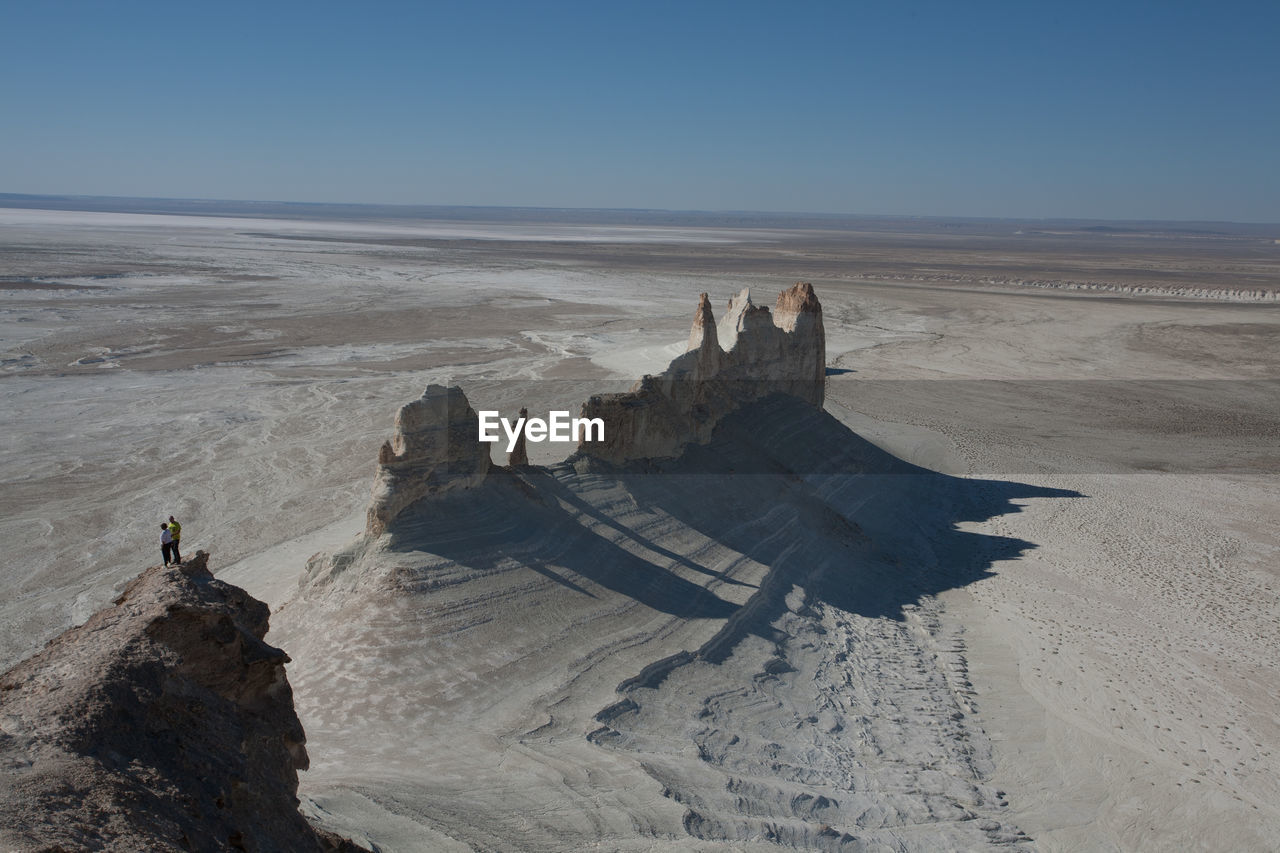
[160,523,174,566]
[167,515,182,564]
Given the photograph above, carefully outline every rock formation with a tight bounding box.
[0,552,363,852]
[507,407,530,467]
[577,282,825,464]
[356,284,824,536]
[367,383,493,535]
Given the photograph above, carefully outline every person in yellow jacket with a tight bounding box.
[167,515,182,564]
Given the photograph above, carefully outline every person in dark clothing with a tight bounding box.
[161,523,174,566]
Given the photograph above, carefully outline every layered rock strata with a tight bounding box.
[358,284,823,537]
[0,552,360,852]
[578,282,825,464]
[367,383,493,535]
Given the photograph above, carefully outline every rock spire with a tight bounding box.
[367,384,493,535]
[577,282,825,464]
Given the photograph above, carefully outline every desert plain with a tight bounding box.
[1,201,1278,850]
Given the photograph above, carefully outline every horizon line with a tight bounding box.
[1,191,1278,229]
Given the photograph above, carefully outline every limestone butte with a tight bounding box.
[0,552,364,852]
[577,282,825,464]
[366,383,493,535]
[358,283,825,536]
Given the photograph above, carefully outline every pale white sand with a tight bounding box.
[820,282,1280,849]
[2,209,1278,850]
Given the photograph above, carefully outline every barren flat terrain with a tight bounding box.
[2,204,1278,850]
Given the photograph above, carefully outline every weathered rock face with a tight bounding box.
[578,282,825,464]
[367,384,493,535]
[356,287,820,533]
[507,407,530,467]
[686,291,721,360]
[0,552,360,852]
[769,280,826,395]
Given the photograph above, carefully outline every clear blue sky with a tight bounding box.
[3,1,1278,221]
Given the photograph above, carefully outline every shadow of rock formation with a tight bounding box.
[614,394,1081,645]
[364,392,1080,634]
[286,283,1082,850]
[292,390,1079,849]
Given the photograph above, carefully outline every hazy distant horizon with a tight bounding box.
[4,192,1278,230]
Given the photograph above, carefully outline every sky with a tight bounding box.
[2,1,1278,221]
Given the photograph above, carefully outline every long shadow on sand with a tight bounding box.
[383,395,1081,640]
[616,395,1083,659]
[385,467,743,620]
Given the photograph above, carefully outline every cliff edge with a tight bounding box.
[0,551,363,852]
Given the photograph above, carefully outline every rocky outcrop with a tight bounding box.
[0,552,362,852]
[686,291,720,357]
[508,407,530,467]
[367,384,493,535]
[577,282,825,464]
[355,285,823,535]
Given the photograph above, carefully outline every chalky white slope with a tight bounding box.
[274,287,1051,850]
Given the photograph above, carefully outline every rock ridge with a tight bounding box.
[357,283,824,536]
[577,282,825,464]
[0,551,364,852]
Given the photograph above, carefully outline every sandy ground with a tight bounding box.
[815,283,1280,850]
[2,207,1278,850]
